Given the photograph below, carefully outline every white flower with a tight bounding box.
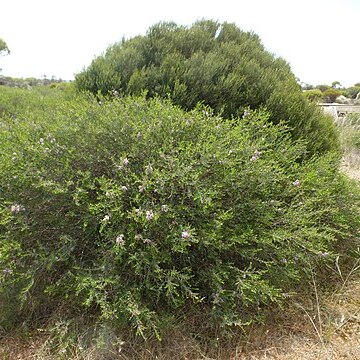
[135,208,142,216]
[102,214,110,222]
[38,138,44,145]
[11,204,25,214]
[143,238,152,244]
[105,191,114,198]
[134,234,142,241]
[243,109,251,118]
[139,185,145,193]
[122,158,129,166]
[161,204,169,213]
[121,185,128,192]
[292,179,300,187]
[181,231,190,239]
[146,210,154,221]
[116,234,125,246]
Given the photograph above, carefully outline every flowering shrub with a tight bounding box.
[0,91,359,339]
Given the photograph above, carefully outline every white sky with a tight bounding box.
[1,0,359,87]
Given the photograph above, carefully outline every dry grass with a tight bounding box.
[1,275,359,359]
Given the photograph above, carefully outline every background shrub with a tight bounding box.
[75,20,338,156]
[0,91,358,340]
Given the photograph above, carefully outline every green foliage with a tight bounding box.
[323,88,342,103]
[344,85,360,100]
[0,88,358,341]
[303,89,324,102]
[75,20,338,156]
[0,38,10,55]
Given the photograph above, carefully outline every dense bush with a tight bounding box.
[1,89,358,341]
[75,20,338,156]
[303,88,324,103]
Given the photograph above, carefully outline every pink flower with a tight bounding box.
[11,204,25,214]
[250,150,261,162]
[146,210,154,221]
[116,234,125,246]
[122,158,129,166]
[181,231,190,239]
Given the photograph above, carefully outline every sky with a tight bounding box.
[1,0,359,87]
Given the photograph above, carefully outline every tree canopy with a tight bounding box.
[75,20,338,155]
[0,38,10,55]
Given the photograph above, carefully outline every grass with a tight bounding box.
[0,270,359,359]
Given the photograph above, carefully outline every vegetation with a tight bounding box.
[0,21,359,358]
[303,82,360,103]
[0,75,71,88]
[75,20,338,156]
[0,85,359,356]
[0,38,9,55]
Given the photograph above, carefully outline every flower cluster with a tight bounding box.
[181,230,190,239]
[146,210,154,221]
[116,234,125,246]
[11,203,25,214]
[250,150,261,162]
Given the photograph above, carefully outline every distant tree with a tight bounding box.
[303,88,324,102]
[323,88,342,103]
[301,82,314,91]
[316,84,331,92]
[344,86,360,99]
[0,38,10,55]
[76,20,338,155]
[331,81,342,89]
[0,38,10,73]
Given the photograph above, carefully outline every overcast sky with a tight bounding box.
[1,0,359,87]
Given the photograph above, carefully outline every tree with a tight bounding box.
[331,81,342,89]
[0,38,10,73]
[75,20,338,155]
[323,88,342,103]
[0,38,10,55]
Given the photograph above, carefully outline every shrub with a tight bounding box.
[303,89,324,102]
[323,88,342,103]
[0,92,358,341]
[75,20,338,156]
